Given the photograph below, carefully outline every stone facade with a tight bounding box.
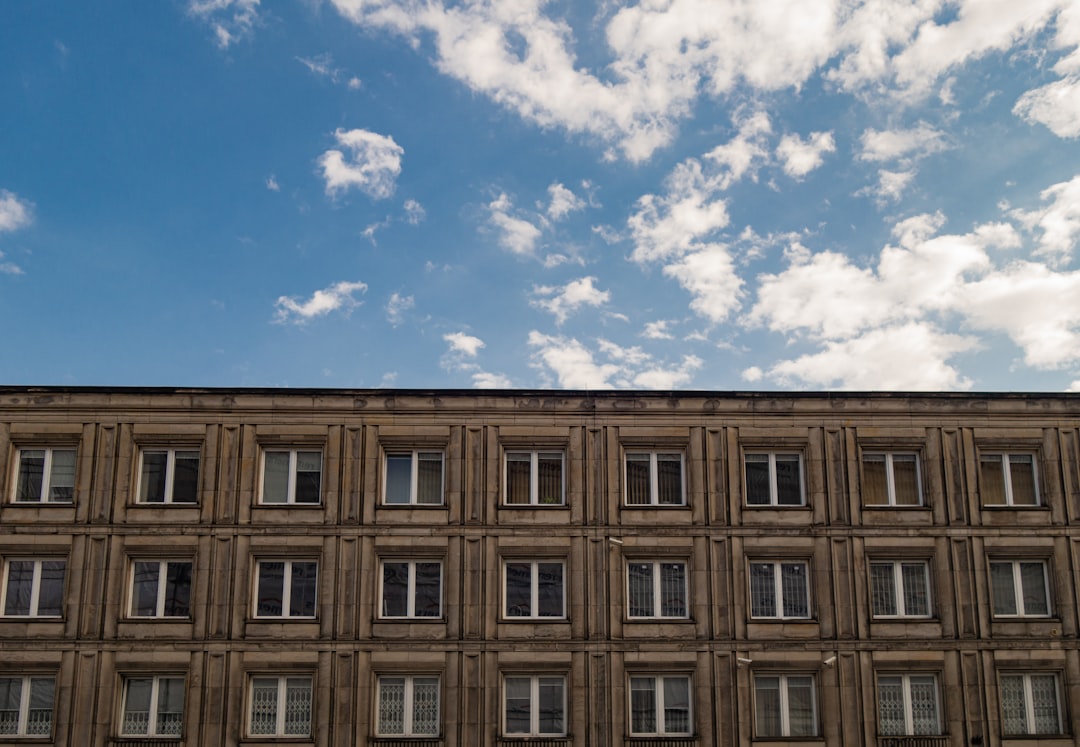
[1,387,1079,747]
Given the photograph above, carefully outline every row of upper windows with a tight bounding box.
[9,445,1047,509]
[0,668,1068,739]
[0,554,1053,622]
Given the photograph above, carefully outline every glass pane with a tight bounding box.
[132,562,161,616]
[4,561,34,615]
[16,451,45,502]
[537,677,564,735]
[877,677,905,736]
[870,564,897,616]
[289,562,318,617]
[155,678,184,736]
[381,563,408,617]
[901,563,929,616]
[0,677,20,735]
[164,562,192,617]
[626,454,650,505]
[749,563,776,617]
[506,454,531,505]
[249,678,278,735]
[1019,562,1049,616]
[781,563,809,618]
[628,563,653,617]
[25,677,53,736]
[990,562,1017,616]
[537,453,563,505]
[1030,674,1060,735]
[416,453,443,504]
[47,450,76,502]
[256,562,284,616]
[294,452,321,504]
[262,452,289,504]
[140,451,168,503]
[36,561,65,617]
[909,676,940,735]
[385,455,412,504]
[414,562,442,617]
[122,678,152,735]
[412,678,440,736]
[754,676,781,737]
[504,678,531,734]
[1000,675,1027,736]
[775,454,802,505]
[505,563,532,617]
[657,454,683,505]
[284,678,311,736]
[378,677,405,735]
[1009,455,1038,505]
[787,676,816,736]
[745,454,770,505]
[862,454,888,505]
[630,677,657,734]
[663,677,690,735]
[537,563,564,617]
[172,452,200,503]
[892,454,921,505]
[981,455,1006,505]
[661,563,686,617]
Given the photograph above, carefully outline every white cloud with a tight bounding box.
[1015,76,1080,138]
[265,175,280,192]
[859,123,950,162]
[546,182,585,221]
[385,292,415,326]
[488,193,542,256]
[528,331,702,389]
[273,280,367,324]
[443,332,485,357]
[297,54,342,81]
[188,0,259,49]
[0,251,24,276]
[776,131,835,178]
[860,169,917,205]
[531,276,611,324]
[318,128,403,199]
[741,366,764,383]
[403,199,426,224]
[642,320,675,340]
[0,190,33,233]
[347,76,362,90]
[473,371,513,388]
[528,332,621,388]
[1011,174,1080,262]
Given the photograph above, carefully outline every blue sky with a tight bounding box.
[2,0,1080,391]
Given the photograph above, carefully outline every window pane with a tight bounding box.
[981,455,1006,505]
[381,563,408,617]
[775,455,802,505]
[628,563,653,617]
[385,455,412,504]
[47,450,76,502]
[25,678,52,736]
[164,562,192,617]
[505,563,532,617]
[660,563,686,617]
[901,563,929,616]
[781,563,809,618]
[132,562,161,616]
[504,678,531,734]
[378,677,405,735]
[745,454,770,505]
[256,562,284,616]
[656,454,682,505]
[412,678,440,736]
[172,452,200,503]
[122,678,152,735]
[416,453,443,505]
[1000,675,1027,736]
[892,455,921,505]
[283,678,311,736]
[862,454,888,505]
[36,561,65,617]
[909,676,940,735]
[156,678,185,736]
[1009,455,1038,505]
[1019,562,1049,616]
[990,562,1017,616]
[537,563,564,617]
[0,677,21,735]
[626,454,650,505]
[630,677,657,734]
[870,564,897,616]
[249,678,278,735]
[16,451,45,502]
[754,676,781,737]
[414,563,442,617]
[140,451,168,503]
[1030,674,1061,735]
[877,677,905,736]
[294,452,321,504]
[262,453,289,504]
[3,561,34,615]
[749,563,776,617]
[663,677,690,734]
[787,676,815,736]
[289,562,318,617]
[506,454,531,505]
[537,677,564,735]
[537,453,563,505]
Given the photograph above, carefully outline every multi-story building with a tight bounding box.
[1,386,1078,747]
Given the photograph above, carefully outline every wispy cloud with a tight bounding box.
[385,292,415,326]
[859,123,950,162]
[403,199,425,224]
[531,276,611,324]
[265,175,280,192]
[188,0,259,49]
[0,190,33,233]
[0,251,24,276]
[318,128,403,199]
[528,331,702,389]
[546,182,585,220]
[273,280,367,324]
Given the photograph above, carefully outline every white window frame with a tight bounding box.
[376,674,441,737]
[128,559,192,618]
[877,674,942,736]
[1000,672,1063,736]
[259,449,322,505]
[862,452,923,506]
[253,560,318,619]
[0,675,54,737]
[628,674,693,737]
[748,560,811,620]
[502,674,566,737]
[247,675,312,737]
[753,674,818,738]
[990,560,1051,617]
[1,558,66,618]
[383,450,445,506]
[136,448,200,504]
[502,559,566,620]
[980,452,1040,506]
[503,451,565,506]
[869,560,932,618]
[378,559,443,619]
[624,451,685,506]
[744,452,805,506]
[626,560,689,619]
[119,675,185,737]
[12,447,76,503]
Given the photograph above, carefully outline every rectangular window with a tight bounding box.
[625,452,684,506]
[745,453,804,506]
[754,675,817,738]
[981,453,1039,506]
[749,561,809,619]
[380,560,442,618]
[384,451,444,505]
[990,560,1050,617]
[14,448,75,503]
[503,675,565,737]
[138,448,199,504]
[129,560,192,618]
[2,559,65,617]
[504,560,565,619]
[254,560,317,618]
[248,676,311,737]
[120,676,184,737]
[377,675,440,737]
[629,675,691,736]
[260,450,322,505]
[505,451,564,506]
[0,676,53,737]
[877,674,941,736]
[863,453,922,506]
[1001,673,1062,736]
[627,561,688,619]
[870,561,931,618]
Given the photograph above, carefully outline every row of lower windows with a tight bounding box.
[0,556,1053,621]
[0,671,1066,738]
[9,446,1046,509]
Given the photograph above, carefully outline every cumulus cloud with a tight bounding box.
[443,332,485,357]
[642,320,675,340]
[528,331,701,389]
[403,199,426,224]
[488,193,542,256]
[188,0,259,49]
[531,276,611,324]
[385,292,415,326]
[273,280,367,324]
[1011,174,1080,263]
[265,175,280,192]
[776,131,835,178]
[318,128,403,199]
[0,190,33,233]
[859,123,950,162]
[546,182,585,221]
[1014,76,1080,138]
[860,169,917,205]
[473,371,514,388]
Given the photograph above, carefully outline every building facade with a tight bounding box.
[1,386,1079,747]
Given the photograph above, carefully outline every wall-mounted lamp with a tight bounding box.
[736,657,754,666]
[607,537,624,545]
[823,656,837,666]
